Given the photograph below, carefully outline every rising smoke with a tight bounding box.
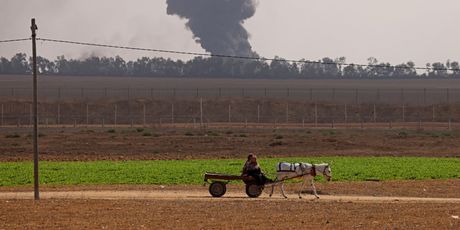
[166,0,258,57]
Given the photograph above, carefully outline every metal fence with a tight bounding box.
[1,87,460,105]
[0,99,458,129]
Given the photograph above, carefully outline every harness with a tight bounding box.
[277,163,317,178]
[310,164,317,177]
[277,162,298,172]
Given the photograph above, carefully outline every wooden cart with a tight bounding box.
[204,172,265,198]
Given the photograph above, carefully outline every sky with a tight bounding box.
[0,0,459,67]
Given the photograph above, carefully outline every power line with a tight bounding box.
[31,37,460,72]
[0,38,31,43]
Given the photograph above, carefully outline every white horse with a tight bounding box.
[269,162,332,199]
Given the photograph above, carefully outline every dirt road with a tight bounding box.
[1,190,460,204]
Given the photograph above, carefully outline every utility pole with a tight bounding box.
[31,18,40,200]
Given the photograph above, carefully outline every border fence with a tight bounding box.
[0,96,458,130]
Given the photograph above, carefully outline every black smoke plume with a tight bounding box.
[167,0,258,57]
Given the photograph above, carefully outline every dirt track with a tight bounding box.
[2,190,460,203]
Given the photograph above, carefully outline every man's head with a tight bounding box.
[247,153,257,163]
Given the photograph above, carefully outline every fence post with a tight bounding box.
[143,104,146,127]
[373,104,377,123]
[228,104,231,123]
[302,118,305,128]
[57,103,60,125]
[432,105,435,122]
[29,104,33,126]
[171,103,174,125]
[257,104,260,123]
[314,103,318,128]
[114,105,117,127]
[402,104,406,122]
[200,98,203,127]
[344,104,348,125]
[286,103,289,124]
[1,104,3,127]
[86,104,89,127]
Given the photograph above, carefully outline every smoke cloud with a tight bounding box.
[167,0,258,57]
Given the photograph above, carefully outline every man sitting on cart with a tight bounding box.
[242,154,272,185]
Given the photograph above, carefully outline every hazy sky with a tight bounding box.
[1,0,459,66]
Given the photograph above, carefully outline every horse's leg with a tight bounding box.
[280,182,288,198]
[279,175,289,198]
[269,174,278,197]
[269,183,274,197]
[298,176,308,199]
[311,179,319,199]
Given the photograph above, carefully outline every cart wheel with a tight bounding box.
[209,181,227,197]
[246,184,263,198]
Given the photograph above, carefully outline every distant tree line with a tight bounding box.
[1,53,459,79]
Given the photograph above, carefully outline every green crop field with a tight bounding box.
[0,157,459,186]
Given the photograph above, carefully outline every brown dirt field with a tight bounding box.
[1,181,460,229]
[1,198,459,229]
[1,127,460,161]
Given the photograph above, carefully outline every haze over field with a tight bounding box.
[1,0,460,67]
